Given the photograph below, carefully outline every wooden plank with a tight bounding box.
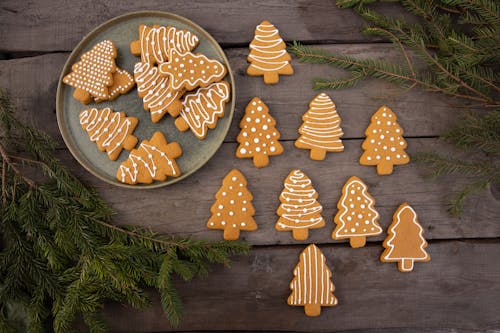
[0,1,410,52]
[0,46,461,146]
[100,241,500,332]
[52,139,500,245]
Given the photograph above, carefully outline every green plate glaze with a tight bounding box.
[56,11,235,189]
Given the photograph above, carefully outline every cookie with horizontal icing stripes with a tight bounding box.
[247,20,294,84]
[175,81,231,140]
[331,176,382,248]
[79,108,138,161]
[381,203,430,272]
[94,67,135,103]
[288,244,338,317]
[275,169,325,240]
[134,62,184,123]
[207,169,257,240]
[295,93,344,160]
[117,132,182,185]
[130,24,199,65]
[63,40,117,104]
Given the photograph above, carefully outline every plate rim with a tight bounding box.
[56,10,236,190]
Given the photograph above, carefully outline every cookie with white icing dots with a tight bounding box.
[94,67,135,103]
[295,93,344,160]
[207,169,257,240]
[117,132,182,185]
[236,97,284,168]
[288,244,338,317]
[381,203,430,272]
[275,169,325,240]
[360,105,410,175]
[175,81,231,140]
[79,108,139,161]
[247,20,294,84]
[332,176,382,248]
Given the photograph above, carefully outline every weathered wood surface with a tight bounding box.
[101,241,500,332]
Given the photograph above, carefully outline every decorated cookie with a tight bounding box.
[130,24,199,65]
[295,93,344,160]
[207,169,257,240]
[175,81,231,139]
[360,105,410,175]
[63,40,117,104]
[117,132,182,185]
[79,108,138,161]
[159,50,227,91]
[95,67,135,103]
[381,203,430,272]
[288,244,338,317]
[332,176,382,248]
[236,97,284,168]
[134,62,184,123]
[275,170,325,240]
[247,20,294,84]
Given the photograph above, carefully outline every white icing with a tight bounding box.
[248,22,291,72]
[140,25,198,64]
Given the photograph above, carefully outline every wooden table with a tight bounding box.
[1,1,499,332]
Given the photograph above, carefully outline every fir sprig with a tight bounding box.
[0,90,250,332]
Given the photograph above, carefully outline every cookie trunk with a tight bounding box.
[223,228,240,240]
[398,259,414,272]
[175,117,190,132]
[263,72,280,85]
[349,236,366,248]
[377,162,394,175]
[292,229,309,241]
[310,148,326,161]
[73,88,92,105]
[253,154,269,168]
[122,135,138,151]
[304,303,321,317]
[130,40,141,56]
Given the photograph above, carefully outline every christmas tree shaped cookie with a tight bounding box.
[247,21,294,84]
[79,108,138,161]
[117,132,182,185]
[159,50,227,91]
[381,203,430,272]
[130,24,199,65]
[207,169,257,240]
[236,97,284,168]
[275,170,325,240]
[332,176,382,248]
[63,40,117,104]
[95,67,135,103]
[288,244,338,317]
[175,81,231,139]
[134,62,184,123]
[360,105,410,175]
[295,93,344,160]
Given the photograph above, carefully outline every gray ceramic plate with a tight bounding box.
[56,11,235,189]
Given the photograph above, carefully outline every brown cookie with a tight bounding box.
[94,67,135,103]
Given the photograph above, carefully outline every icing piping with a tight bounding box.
[248,23,290,72]
[140,25,198,64]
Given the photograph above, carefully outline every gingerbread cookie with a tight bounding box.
[79,108,138,161]
[134,62,184,123]
[130,24,199,65]
[159,50,227,91]
[95,67,135,103]
[275,169,325,240]
[63,40,117,104]
[360,105,410,175]
[175,81,231,140]
[236,97,283,168]
[381,203,430,272]
[207,169,257,240]
[288,244,338,317]
[295,93,344,160]
[117,132,182,185]
[247,20,294,84]
[332,176,382,248]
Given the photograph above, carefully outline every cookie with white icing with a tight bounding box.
[94,67,135,103]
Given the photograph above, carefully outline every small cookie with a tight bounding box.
[247,20,294,84]
[158,50,227,91]
[331,176,382,248]
[130,24,199,65]
[381,203,430,272]
[94,67,135,102]
[175,81,231,140]
[134,62,184,122]
[117,132,182,185]
[275,169,325,240]
[288,244,338,317]
[236,97,284,168]
[360,105,410,175]
[295,93,344,160]
[207,169,257,240]
[79,108,138,161]
[63,40,117,104]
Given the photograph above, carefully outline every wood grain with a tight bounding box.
[100,241,500,332]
